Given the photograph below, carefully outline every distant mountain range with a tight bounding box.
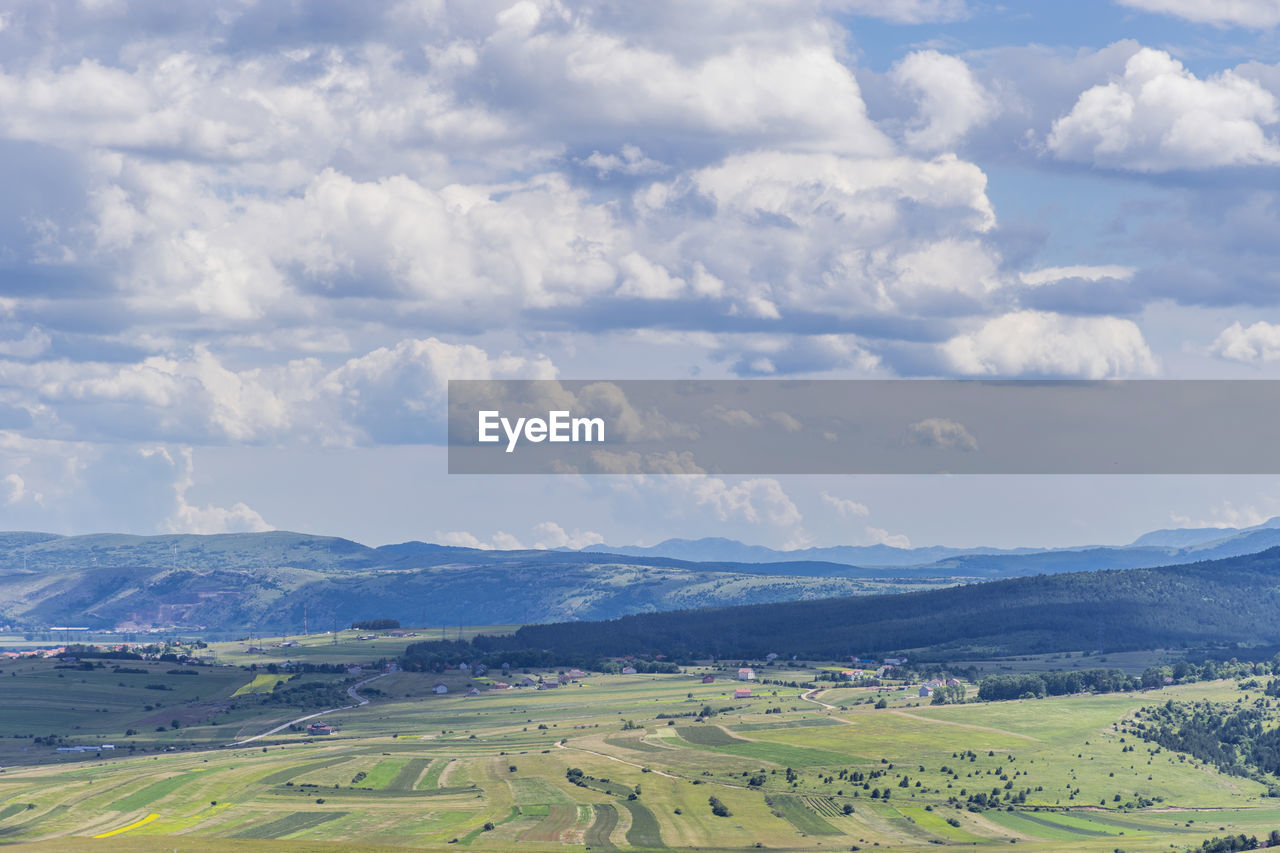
[4,517,1280,635]
[585,536,1041,566]
[588,517,1280,567]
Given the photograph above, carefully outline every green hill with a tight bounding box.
[509,547,1280,662]
[0,533,953,634]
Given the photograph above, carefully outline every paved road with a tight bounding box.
[228,671,391,746]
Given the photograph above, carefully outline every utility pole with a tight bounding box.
[303,604,308,637]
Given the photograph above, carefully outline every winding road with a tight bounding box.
[227,671,391,746]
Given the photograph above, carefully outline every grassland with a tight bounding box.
[203,627,520,668]
[2,651,1280,851]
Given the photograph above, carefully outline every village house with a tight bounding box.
[492,681,511,689]
[467,686,480,696]
[918,685,934,698]
[519,676,537,687]
[621,666,637,675]
[433,683,448,694]
[737,667,755,681]
[702,674,715,683]
[307,722,333,736]
[733,688,752,699]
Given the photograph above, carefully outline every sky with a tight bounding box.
[6,0,1280,550]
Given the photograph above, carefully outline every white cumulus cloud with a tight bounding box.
[942,310,1160,377]
[3,472,25,505]
[143,446,272,535]
[1210,320,1280,362]
[1049,47,1280,171]
[532,521,605,550]
[903,418,979,452]
[866,526,912,548]
[821,491,870,518]
[891,50,998,152]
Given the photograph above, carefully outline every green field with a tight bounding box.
[232,673,292,696]
[3,651,1280,850]
[205,627,520,668]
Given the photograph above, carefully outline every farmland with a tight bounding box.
[2,646,1280,850]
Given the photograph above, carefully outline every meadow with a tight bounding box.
[1,640,1278,851]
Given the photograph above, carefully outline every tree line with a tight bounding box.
[388,549,1280,666]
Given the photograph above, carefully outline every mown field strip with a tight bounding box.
[768,793,840,835]
[109,774,197,811]
[91,812,160,838]
[388,757,431,790]
[229,810,347,838]
[584,803,619,849]
[622,799,665,849]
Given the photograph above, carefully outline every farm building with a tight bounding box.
[733,688,752,699]
[433,683,448,694]
[467,687,480,696]
[519,676,537,687]
[702,674,715,683]
[737,667,755,681]
[492,682,511,689]
[621,666,637,675]
[918,685,934,698]
[307,722,333,736]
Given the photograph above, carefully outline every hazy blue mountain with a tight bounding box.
[0,555,954,635]
[589,536,1040,566]
[1,531,380,574]
[7,517,1280,635]
[1128,516,1280,547]
[594,519,1280,573]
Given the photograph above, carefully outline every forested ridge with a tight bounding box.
[503,547,1280,661]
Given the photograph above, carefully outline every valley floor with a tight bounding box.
[1,662,1277,851]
